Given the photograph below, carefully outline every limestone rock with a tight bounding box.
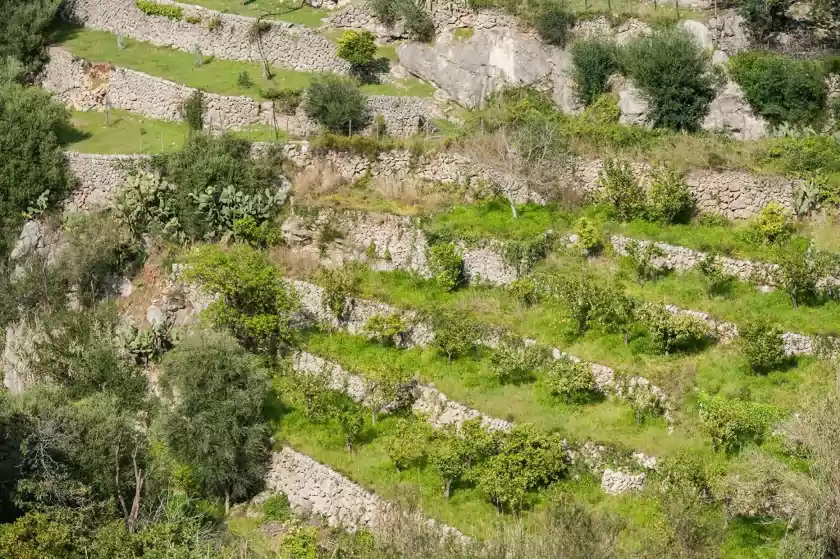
[703,81,768,141]
[601,469,646,495]
[610,75,649,127]
[680,19,714,50]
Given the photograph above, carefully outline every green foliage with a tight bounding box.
[318,266,360,319]
[729,52,827,127]
[625,240,668,284]
[0,83,72,256]
[475,425,566,511]
[533,4,575,47]
[160,331,271,508]
[741,320,787,374]
[0,0,61,79]
[697,391,781,453]
[489,341,545,385]
[570,38,619,106]
[182,89,205,131]
[135,0,184,19]
[236,70,253,88]
[539,270,601,335]
[332,395,366,451]
[262,493,291,522]
[544,357,598,404]
[646,168,693,224]
[289,367,332,422]
[368,0,400,24]
[148,133,286,241]
[624,28,717,131]
[747,202,793,244]
[772,242,826,308]
[232,215,279,247]
[263,87,304,115]
[697,253,733,298]
[427,242,463,292]
[432,310,482,363]
[362,313,407,346]
[28,307,148,409]
[364,362,413,424]
[659,450,712,496]
[598,159,646,221]
[181,244,299,353]
[384,418,428,471]
[402,2,435,42]
[207,14,222,30]
[279,525,318,559]
[573,216,602,255]
[737,0,793,43]
[637,303,709,355]
[304,74,371,134]
[507,276,540,306]
[428,428,467,499]
[590,279,636,343]
[581,93,621,125]
[337,30,378,68]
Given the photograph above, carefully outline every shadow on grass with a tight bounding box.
[56,120,91,147]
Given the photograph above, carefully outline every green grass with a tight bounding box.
[52,24,433,98]
[60,109,282,154]
[452,28,474,41]
[183,0,330,27]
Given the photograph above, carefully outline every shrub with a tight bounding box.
[747,202,793,244]
[598,159,645,221]
[581,93,621,125]
[263,87,303,116]
[544,357,597,403]
[570,39,619,107]
[337,30,378,68]
[729,52,827,127]
[185,15,201,24]
[540,271,601,335]
[384,418,427,471]
[368,0,401,25]
[403,3,435,42]
[625,240,669,284]
[490,341,545,384]
[427,242,463,291]
[573,217,602,255]
[362,313,407,346]
[0,0,62,78]
[182,89,205,131]
[697,253,733,298]
[772,243,826,308]
[317,266,360,319]
[638,303,709,355]
[697,391,780,453]
[741,320,787,374]
[624,28,717,131]
[262,494,290,521]
[304,74,371,134]
[433,310,482,363]
[0,84,73,257]
[207,15,222,30]
[646,168,693,224]
[279,525,317,559]
[181,244,299,353]
[236,71,253,89]
[135,0,183,20]
[508,277,540,306]
[533,4,575,47]
[232,216,279,247]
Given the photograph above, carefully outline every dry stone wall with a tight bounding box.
[64,152,145,212]
[42,47,437,137]
[60,0,349,73]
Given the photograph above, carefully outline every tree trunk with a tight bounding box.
[225,490,230,516]
[345,435,352,452]
[624,331,629,346]
[507,193,518,219]
[371,409,377,425]
[444,479,452,499]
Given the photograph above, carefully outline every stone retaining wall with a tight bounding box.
[65,151,144,212]
[60,0,349,73]
[43,47,437,137]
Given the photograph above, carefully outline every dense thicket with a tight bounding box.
[0,0,61,79]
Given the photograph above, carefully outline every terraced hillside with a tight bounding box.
[2,0,840,557]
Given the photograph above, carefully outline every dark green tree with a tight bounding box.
[304,74,371,134]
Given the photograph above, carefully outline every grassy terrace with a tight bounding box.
[185,0,331,27]
[51,25,435,99]
[60,108,281,153]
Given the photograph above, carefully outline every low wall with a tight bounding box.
[60,0,349,73]
[65,151,144,212]
[43,47,437,137]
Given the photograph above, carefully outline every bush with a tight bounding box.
[747,202,793,244]
[638,303,709,355]
[540,271,601,335]
[317,266,360,319]
[570,39,619,107]
[384,418,428,471]
[362,313,407,346]
[304,74,371,135]
[236,71,253,89]
[646,168,693,224]
[368,0,400,24]
[697,391,780,453]
[729,52,827,127]
[544,357,597,403]
[182,89,205,131]
[573,217,602,255]
[741,320,787,374]
[507,277,540,306]
[533,4,575,47]
[598,159,646,221]
[135,0,183,19]
[0,84,73,257]
[0,0,62,78]
[581,93,621,125]
[427,242,463,292]
[625,240,669,284]
[489,341,545,384]
[262,494,291,521]
[403,3,435,42]
[773,243,826,308]
[337,30,378,68]
[433,310,483,363]
[697,253,733,298]
[181,244,299,354]
[624,28,717,131]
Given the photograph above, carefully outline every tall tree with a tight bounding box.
[159,331,271,513]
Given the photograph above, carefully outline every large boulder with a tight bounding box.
[702,81,768,140]
[609,75,649,126]
[397,25,578,111]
